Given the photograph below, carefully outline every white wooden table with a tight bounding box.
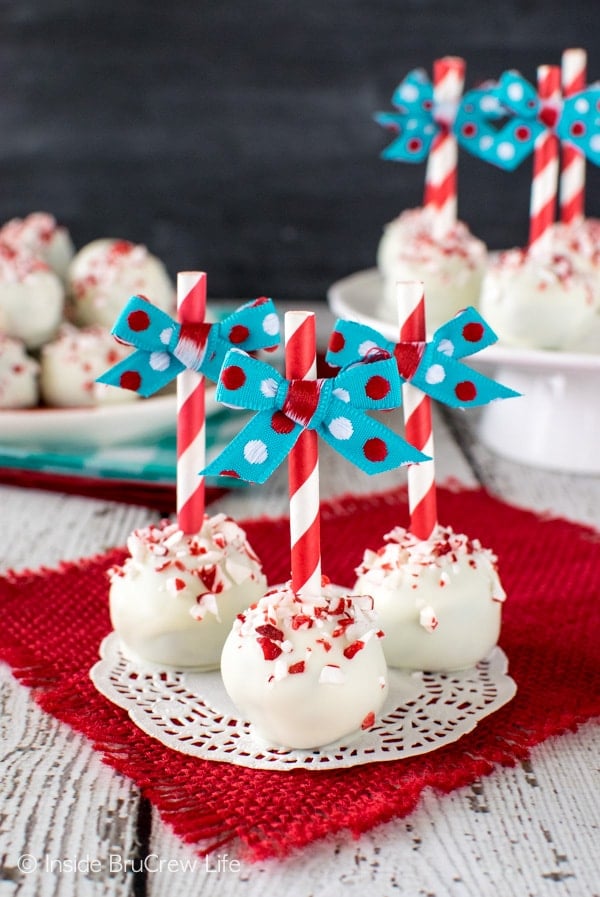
[1,344,599,896]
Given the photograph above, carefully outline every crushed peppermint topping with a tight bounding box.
[361,711,376,730]
[492,246,596,295]
[41,323,131,367]
[356,524,506,604]
[0,212,65,252]
[0,240,50,282]
[70,239,152,305]
[108,514,264,620]
[381,207,486,273]
[231,579,381,683]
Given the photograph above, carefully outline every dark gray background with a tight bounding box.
[1,1,598,300]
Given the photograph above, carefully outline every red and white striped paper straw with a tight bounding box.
[528,65,561,250]
[285,310,321,596]
[560,48,587,224]
[398,281,437,540]
[423,56,466,239]
[176,271,206,534]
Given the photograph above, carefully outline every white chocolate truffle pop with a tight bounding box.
[377,207,487,332]
[0,243,65,349]
[354,525,506,672]
[67,238,174,328]
[39,324,139,407]
[0,335,39,408]
[220,580,389,749]
[109,516,267,669]
[0,212,75,280]
[479,248,598,350]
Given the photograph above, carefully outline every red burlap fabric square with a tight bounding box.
[1,485,599,861]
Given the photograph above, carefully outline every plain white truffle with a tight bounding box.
[0,212,75,280]
[220,580,389,749]
[0,243,65,349]
[0,335,39,408]
[377,207,487,332]
[109,516,267,669]
[354,525,505,671]
[39,324,139,407]
[67,238,174,328]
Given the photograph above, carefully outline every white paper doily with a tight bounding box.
[90,633,516,771]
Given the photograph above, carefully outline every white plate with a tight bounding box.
[0,389,219,449]
[0,395,177,448]
[328,269,600,474]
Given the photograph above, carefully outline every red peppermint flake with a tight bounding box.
[291,614,314,630]
[112,240,134,256]
[199,565,221,592]
[361,711,375,731]
[343,640,365,660]
[255,623,285,642]
[376,630,385,639]
[332,617,354,637]
[173,578,186,592]
[288,661,306,675]
[257,637,283,661]
[330,597,347,615]
[316,638,332,652]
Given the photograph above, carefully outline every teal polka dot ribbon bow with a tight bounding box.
[456,70,600,171]
[97,295,281,396]
[374,68,455,163]
[201,350,429,484]
[325,308,519,408]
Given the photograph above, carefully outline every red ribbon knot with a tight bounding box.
[283,379,323,427]
[393,341,426,379]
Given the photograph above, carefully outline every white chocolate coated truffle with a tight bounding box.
[68,238,174,328]
[0,243,65,349]
[0,335,39,408]
[109,516,267,669]
[39,324,139,407]
[480,248,598,350]
[354,525,505,672]
[220,581,389,749]
[377,208,487,332]
[0,212,75,279]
